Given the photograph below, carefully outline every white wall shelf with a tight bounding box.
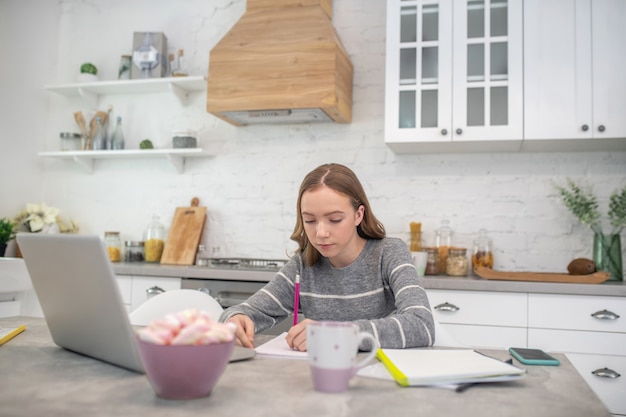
[38,147,220,174]
[44,76,207,107]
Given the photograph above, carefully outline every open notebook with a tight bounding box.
[376,348,525,387]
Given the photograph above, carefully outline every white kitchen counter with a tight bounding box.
[112,263,626,297]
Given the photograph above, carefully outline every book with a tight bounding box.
[377,348,525,387]
[254,332,307,359]
[0,324,26,345]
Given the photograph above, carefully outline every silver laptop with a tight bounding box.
[17,233,254,373]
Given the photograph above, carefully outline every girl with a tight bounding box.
[220,163,435,351]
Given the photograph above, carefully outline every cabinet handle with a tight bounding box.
[581,124,589,132]
[441,129,448,136]
[597,125,606,132]
[455,128,463,135]
[146,285,165,296]
[592,367,621,379]
[591,309,620,320]
[434,302,460,312]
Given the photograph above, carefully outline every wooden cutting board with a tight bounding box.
[160,197,207,265]
[474,267,610,284]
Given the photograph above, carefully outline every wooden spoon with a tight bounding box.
[73,111,89,149]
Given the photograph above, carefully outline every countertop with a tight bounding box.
[113,263,626,297]
[0,316,611,417]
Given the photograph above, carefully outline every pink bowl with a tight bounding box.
[136,337,235,400]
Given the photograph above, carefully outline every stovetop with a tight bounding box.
[197,257,288,271]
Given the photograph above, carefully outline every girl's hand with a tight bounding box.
[286,318,316,351]
[227,314,255,348]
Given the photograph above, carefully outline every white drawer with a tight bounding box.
[566,353,626,416]
[528,328,626,356]
[443,323,527,350]
[529,293,626,333]
[115,275,132,306]
[130,276,181,312]
[428,290,528,327]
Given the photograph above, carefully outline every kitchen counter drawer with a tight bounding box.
[566,353,626,416]
[529,293,626,333]
[528,328,626,356]
[428,289,528,327]
[442,323,527,350]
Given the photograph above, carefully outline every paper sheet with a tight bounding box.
[254,332,307,359]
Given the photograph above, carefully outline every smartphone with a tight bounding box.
[508,347,560,366]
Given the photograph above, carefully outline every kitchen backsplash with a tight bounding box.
[1,0,624,277]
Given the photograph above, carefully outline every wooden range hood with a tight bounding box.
[206,0,353,125]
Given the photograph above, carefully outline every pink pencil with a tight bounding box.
[293,274,300,325]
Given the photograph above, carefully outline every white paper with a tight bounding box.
[254,332,307,359]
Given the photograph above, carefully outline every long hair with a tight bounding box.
[290,163,385,266]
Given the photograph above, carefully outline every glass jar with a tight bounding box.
[144,215,165,263]
[446,247,469,276]
[435,220,454,273]
[125,241,145,262]
[60,132,82,151]
[196,244,209,266]
[472,229,494,270]
[104,231,121,262]
[409,221,422,252]
[424,247,440,275]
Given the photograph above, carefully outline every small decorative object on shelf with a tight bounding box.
[78,62,98,82]
[111,116,125,150]
[172,49,188,77]
[555,179,626,281]
[118,55,131,80]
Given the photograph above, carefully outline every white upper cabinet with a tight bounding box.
[523,0,626,151]
[385,0,523,153]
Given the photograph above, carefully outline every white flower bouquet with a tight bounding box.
[13,203,78,233]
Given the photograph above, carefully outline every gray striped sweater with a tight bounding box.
[219,237,435,349]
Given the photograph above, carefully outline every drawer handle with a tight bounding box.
[146,286,165,295]
[434,302,460,312]
[592,367,621,379]
[591,309,620,320]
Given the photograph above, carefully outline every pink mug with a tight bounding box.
[306,321,379,393]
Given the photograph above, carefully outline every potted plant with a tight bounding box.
[0,217,16,257]
[555,179,626,281]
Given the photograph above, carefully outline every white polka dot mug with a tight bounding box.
[306,321,379,393]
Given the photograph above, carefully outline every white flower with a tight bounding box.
[13,203,76,234]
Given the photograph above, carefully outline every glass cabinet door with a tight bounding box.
[385,0,522,150]
[452,0,522,141]
[386,0,453,143]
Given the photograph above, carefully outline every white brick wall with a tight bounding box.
[1,0,624,277]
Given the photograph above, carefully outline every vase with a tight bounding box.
[593,233,623,282]
[0,242,6,257]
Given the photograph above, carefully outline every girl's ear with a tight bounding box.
[355,205,365,226]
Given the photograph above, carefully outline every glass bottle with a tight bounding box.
[196,244,209,266]
[446,247,469,276]
[111,116,125,150]
[166,52,176,77]
[472,229,494,270]
[104,231,121,262]
[118,55,131,80]
[172,49,188,76]
[144,215,165,263]
[409,222,422,252]
[435,220,454,274]
[424,247,440,275]
[92,116,106,150]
